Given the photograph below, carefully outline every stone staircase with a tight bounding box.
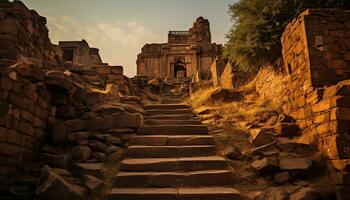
[108,104,241,200]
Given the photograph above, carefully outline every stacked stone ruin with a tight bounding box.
[254,9,350,200]
[1,0,350,199]
[0,1,144,199]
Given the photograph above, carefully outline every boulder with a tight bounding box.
[36,166,87,200]
[279,158,312,171]
[71,146,92,163]
[111,112,143,129]
[251,156,279,174]
[249,129,276,147]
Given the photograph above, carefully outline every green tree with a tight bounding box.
[224,0,350,72]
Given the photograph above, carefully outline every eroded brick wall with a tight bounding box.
[0,1,54,174]
[0,1,53,65]
[254,9,350,199]
[277,9,350,199]
[0,65,51,174]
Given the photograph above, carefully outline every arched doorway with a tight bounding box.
[174,60,186,78]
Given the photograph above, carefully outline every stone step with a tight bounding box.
[120,157,227,172]
[130,135,215,146]
[144,114,195,120]
[109,187,241,200]
[139,125,208,135]
[144,109,193,116]
[144,119,202,125]
[115,170,233,187]
[126,145,217,158]
[145,104,190,110]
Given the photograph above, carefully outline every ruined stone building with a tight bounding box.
[57,40,104,66]
[136,17,222,79]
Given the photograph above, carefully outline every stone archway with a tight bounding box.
[174,61,186,78]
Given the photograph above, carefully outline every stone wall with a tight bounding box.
[0,1,140,180]
[0,1,54,174]
[0,1,54,65]
[254,9,350,199]
[255,66,287,103]
[0,63,51,174]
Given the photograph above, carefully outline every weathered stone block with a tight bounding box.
[7,129,23,146]
[33,116,45,128]
[8,94,34,112]
[312,99,332,113]
[112,112,143,129]
[20,110,34,122]
[18,120,35,137]
[87,116,113,132]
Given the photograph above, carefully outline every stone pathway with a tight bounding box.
[108,104,241,200]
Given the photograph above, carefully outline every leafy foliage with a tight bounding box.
[224,0,350,72]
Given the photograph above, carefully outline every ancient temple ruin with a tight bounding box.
[57,40,104,66]
[136,17,222,79]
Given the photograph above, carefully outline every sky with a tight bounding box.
[22,0,234,77]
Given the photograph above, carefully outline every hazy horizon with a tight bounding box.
[22,0,234,77]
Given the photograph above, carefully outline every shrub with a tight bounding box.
[224,0,350,72]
